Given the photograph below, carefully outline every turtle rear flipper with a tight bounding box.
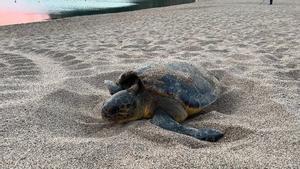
[150,109,223,142]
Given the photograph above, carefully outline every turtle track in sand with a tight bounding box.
[0,46,106,152]
[0,39,106,136]
[0,35,97,109]
[0,52,65,108]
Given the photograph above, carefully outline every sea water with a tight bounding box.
[0,0,194,26]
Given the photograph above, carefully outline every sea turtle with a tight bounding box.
[101,62,223,142]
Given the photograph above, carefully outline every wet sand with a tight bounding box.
[0,0,299,168]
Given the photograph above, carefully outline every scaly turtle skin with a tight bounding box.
[101,62,223,142]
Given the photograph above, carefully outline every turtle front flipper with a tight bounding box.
[150,109,223,142]
[104,80,123,95]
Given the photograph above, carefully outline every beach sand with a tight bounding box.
[0,0,299,168]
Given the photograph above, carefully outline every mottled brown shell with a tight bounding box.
[117,62,220,110]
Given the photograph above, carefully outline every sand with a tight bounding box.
[0,0,299,168]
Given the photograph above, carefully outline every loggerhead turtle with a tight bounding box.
[101,62,223,142]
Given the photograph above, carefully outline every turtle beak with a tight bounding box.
[101,107,112,120]
[101,102,112,120]
[101,108,111,120]
[101,101,120,122]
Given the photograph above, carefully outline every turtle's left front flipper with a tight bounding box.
[150,109,223,142]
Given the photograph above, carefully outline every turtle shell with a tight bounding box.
[117,62,220,110]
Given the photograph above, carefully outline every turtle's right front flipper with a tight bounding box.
[104,80,123,95]
[150,109,223,142]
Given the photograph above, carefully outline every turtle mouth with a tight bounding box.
[102,114,132,124]
[101,107,132,123]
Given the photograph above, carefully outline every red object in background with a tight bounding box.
[0,10,49,26]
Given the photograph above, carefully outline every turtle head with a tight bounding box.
[101,82,144,123]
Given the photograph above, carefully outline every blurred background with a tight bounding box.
[0,0,195,26]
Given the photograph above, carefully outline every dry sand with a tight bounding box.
[0,0,299,168]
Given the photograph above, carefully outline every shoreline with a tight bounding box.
[0,0,195,27]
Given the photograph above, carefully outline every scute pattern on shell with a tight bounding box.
[133,62,220,109]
